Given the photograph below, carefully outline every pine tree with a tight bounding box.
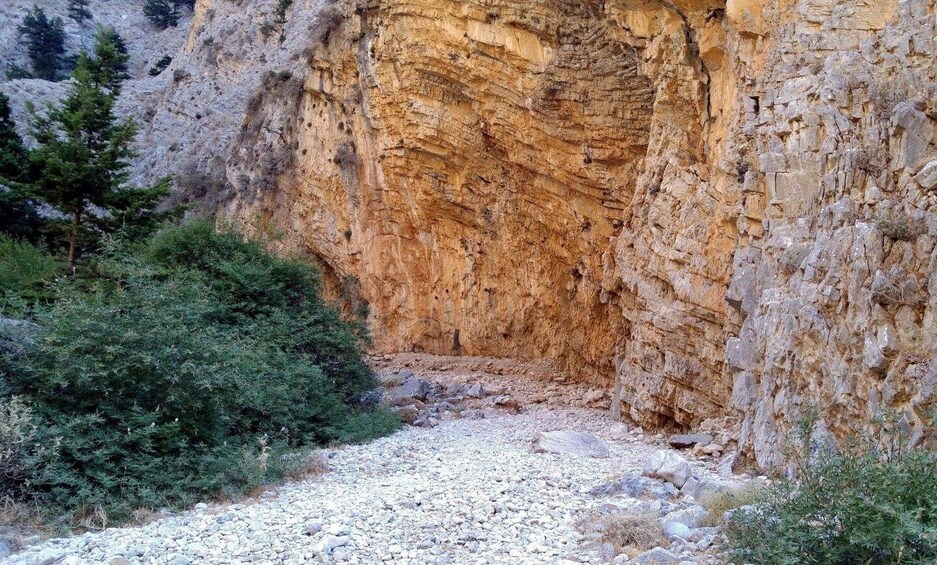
[0,94,26,182]
[17,6,66,81]
[143,0,179,29]
[0,93,44,241]
[67,0,92,23]
[29,32,137,270]
[92,27,131,91]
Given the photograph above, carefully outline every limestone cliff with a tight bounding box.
[4,0,936,468]
[220,0,937,467]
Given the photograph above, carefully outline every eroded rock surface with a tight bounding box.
[3,0,937,467]
[217,0,937,467]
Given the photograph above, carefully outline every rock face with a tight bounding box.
[4,0,937,468]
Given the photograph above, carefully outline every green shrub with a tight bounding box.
[725,419,937,564]
[0,236,61,308]
[1,222,397,520]
[148,55,172,76]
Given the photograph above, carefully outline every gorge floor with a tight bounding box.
[7,355,745,565]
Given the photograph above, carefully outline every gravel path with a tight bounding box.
[6,357,741,565]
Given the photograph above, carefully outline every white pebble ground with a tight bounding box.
[6,357,740,565]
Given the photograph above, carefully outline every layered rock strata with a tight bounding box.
[218,0,937,467]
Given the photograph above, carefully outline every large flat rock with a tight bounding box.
[531,431,610,458]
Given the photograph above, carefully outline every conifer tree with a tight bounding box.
[0,93,44,241]
[92,27,131,91]
[29,32,137,270]
[143,0,179,29]
[17,6,66,81]
[67,0,92,23]
[0,94,26,182]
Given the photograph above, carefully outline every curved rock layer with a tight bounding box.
[204,0,937,466]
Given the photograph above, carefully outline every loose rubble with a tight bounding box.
[7,354,752,564]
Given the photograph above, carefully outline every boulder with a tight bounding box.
[377,370,405,387]
[661,520,692,539]
[667,433,713,449]
[629,547,680,564]
[412,417,438,428]
[642,450,692,488]
[531,431,610,458]
[663,505,708,529]
[583,388,605,403]
[489,394,520,411]
[914,160,937,190]
[465,382,485,398]
[315,534,349,554]
[355,390,382,410]
[399,377,431,400]
[384,378,432,404]
[391,405,420,424]
[589,474,675,499]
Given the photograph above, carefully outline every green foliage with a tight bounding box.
[98,177,182,242]
[92,27,130,90]
[17,6,66,81]
[1,222,396,519]
[0,94,27,182]
[275,0,294,25]
[143,221,375,395]
[67,0,92,23]
[143,0,179,29]
[27,29,172,269]
[148,55,173,76]
[0,236,61,306]
[5,65,33,80]
[0,94,42,242]
[725,418,937,565]
[0,186,46,244]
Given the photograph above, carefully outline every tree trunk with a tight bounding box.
[67,209,81,273]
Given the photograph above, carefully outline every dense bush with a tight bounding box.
[725,418,937,564]
[0,236,61,308]
[0,222,396,520]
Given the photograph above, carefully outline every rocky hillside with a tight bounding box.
[3,0,936,469]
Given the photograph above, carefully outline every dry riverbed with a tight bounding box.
[6,355,752,565]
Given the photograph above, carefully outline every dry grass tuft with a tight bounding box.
[699,485,764,527]
[873,209,922,241]
[283,451,331,482]
[0,496,53,551]
[599,510,668,556]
